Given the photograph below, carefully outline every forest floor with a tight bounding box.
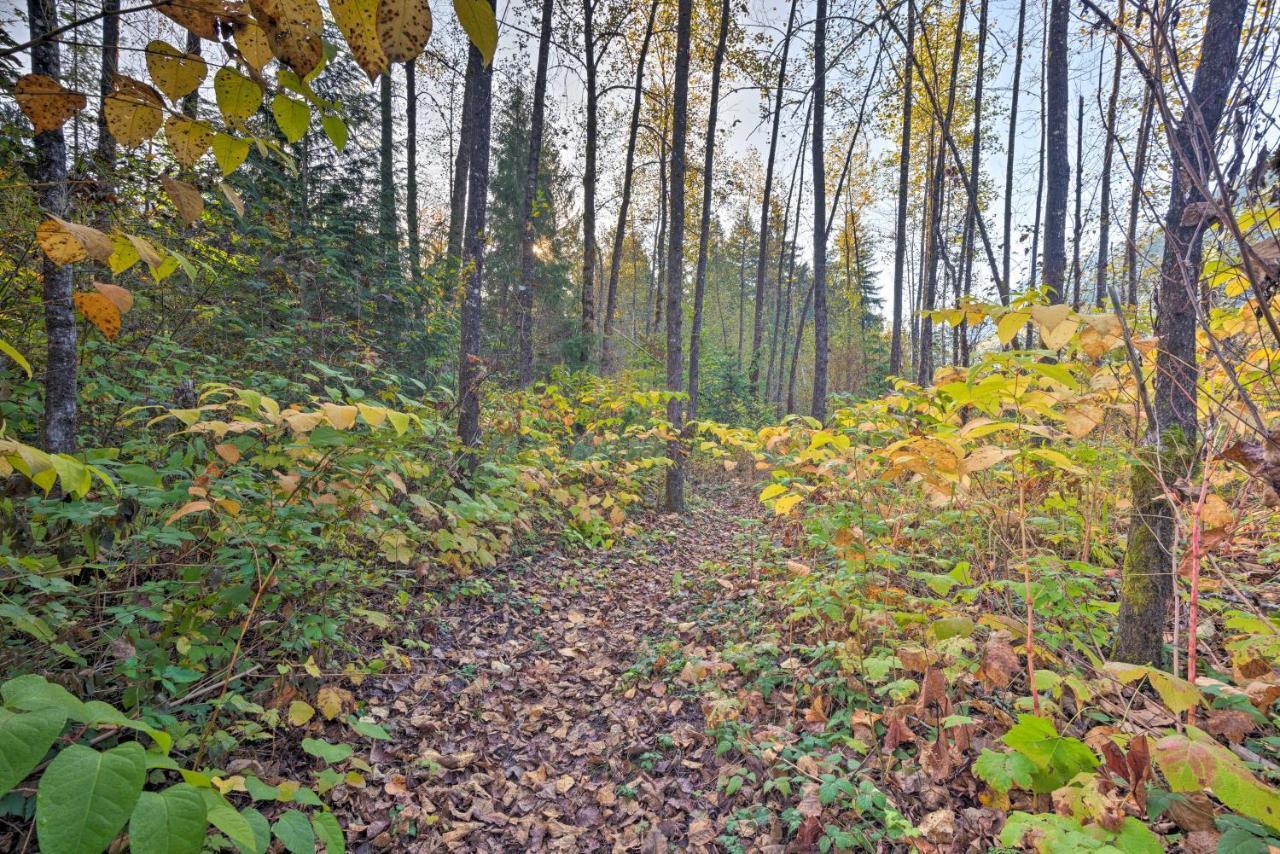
[330,479,773,852]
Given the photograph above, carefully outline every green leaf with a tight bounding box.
[212,133,251,176]
[36,742,146,854]
[214,67,262,127]
[322,114,348,151]
[301,738,354,764]
[312,811,345,853]
[348,717,390,740]
[272,809,316,854]
[243,807,271,854]
[0,338,32,378]
[201,789,258,853]
[271,94,311,144]
[128,783,208,854]
[1155,728,1280,831]
[972,748,1037,794]
[0,707,65,796]
[1002,714,1098,793]
[2,673,88,720]
[930,616,974,641]
[452,0,498,66]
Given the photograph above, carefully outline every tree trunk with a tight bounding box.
[516,0,554,386]
[1096,0,1124,307]
[1127,83,1154,305]
[379,71,397,272]
[457,32,494,459]
[602,0,658,372]
[95,0,119,176]
[1000,0,1026,307]
[750,0,800,396]
[1113,0,1246,666]
[767,107,809,406]
[447,72,474,262]
[810,0,828,421]
[580,0,598,363]
[889,1,915,376]
[406,62,421,285]
[664,0,692,513]
[1070,94,1084,309]
[1043,0,1069,304]
[959,0,988,366]
[32,0,77,454]
[687,0,730,420]
[787,282,814,413]
[180,32,201,117]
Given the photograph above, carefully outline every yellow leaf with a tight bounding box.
[996,310,1030,345]
[144,40,207,102]
[165,498,211,524]
[212,133,251,176]
[316,685,349,720]
[15,73,87,134]
[773,493,804,515]
[214,443,242,463]
[92,281,133,314]
[759,482,786,501]
[961,445,1014,474]
[160,175,204,225]
[453,0,498,66]
[321,403,358,429]
[287,700,315,725]
[1031,303,1078,349]
[214,67,263,127]
[377,0,433,64]
[271,93,311,143]
[73,291,122,339]
[126,233,164,268]
[357,403,387,428]
[1062,404,1103,439]
[233,20,275,70]
[157,0,238,39]
[164,115,213,168]
[303,655,322,677]
[1200,493,1234,529]
[215,497,242,515]
[103,75,163,148]
[108,233,140,273]
[36,216,113,265]
[330,0,387,79]
[250,0,325,76]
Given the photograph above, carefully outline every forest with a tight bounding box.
[1,0,1279,849]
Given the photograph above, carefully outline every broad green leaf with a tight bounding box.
[0,707,65,796]
[272,809,316,854]
[36,742,146,854]
[128,783,208,854]
[242,807,271,854]
[972,748,1036,794]
[272,94,311,144]
[212,132,249,176]
[200,789,258,853]
[312,811,345,853]
[453,0,497,66]
[0,338,32,378]
[322,114,348,151]
[2,674,88,720]
[214,67,262,127]
[1002,714,1099,793]
[1101,661,1204,714]
[301,738,353,764]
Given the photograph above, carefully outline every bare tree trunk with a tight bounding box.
[602,0,658,372]
[664,0,692,513]
[517,0,554,385]
[1126,83,1154,305]
[580,0,598,363]
[1043,0,1070,304]
[31,0,77,454]
[767,108,809,404]
[959,0,988,366]
[1070,94,1084,309]
[889,1,915,375]
[652,144,668,336]
[750,0,800,396]
[687,0,731,419]
[810,0,828,421]
[447,72,474,262]
[457,31,494,460]
[1096,0,1124,307]
[787,282,814,413]
[379,71,397,272]
[180,31,201,117]
[406,62,421,284]
[1000,0,1026,307]
[95,0,119,176]
[1114,0,1246,666]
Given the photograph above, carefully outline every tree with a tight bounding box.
[602,0,659,372]
[889,0,915,376]
[1113,0,1248,666]
[750,0,800,397]
[1043,0,1069,304]
[30,0,77,454]
[406,61,421,284]
[580,0,599,364]
[378,71,397,270]
[687,0,731,419]
[664,0,692,514]
[457,13,495,458]
[94,0,119,174]
[1000,0,1026,307]
[1096,0,1125,307]
[810,0,828,421]
[517,0,555,385]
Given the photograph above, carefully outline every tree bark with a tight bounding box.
[1070,94,1084,309]
[810,0,828,421]
[447,71,474,262]
[889,1,915,376]
[687,0,730,420]
[1043,0,1069,304]
[457,31,494,460]
[1113,0,1246,666]
[516,0,554,386]
[1000,0,1026,307]
[406,62,421,284]
[95,0,119,175]
[1096,0,1124,307]
[750,0,800,396]
[31,0,78,454]
[664,0,692,513]
[379,71,398,272]
[959,0,988,366]
[602,0,658,372]
[580,0,598,363]
[1126,84,1154,305]
[180,31,201,117]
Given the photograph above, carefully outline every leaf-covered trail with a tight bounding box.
[341,484,763,851]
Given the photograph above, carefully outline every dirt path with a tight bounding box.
[341,486,763,852]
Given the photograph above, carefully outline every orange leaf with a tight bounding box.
[92,281,134,314]
[73,291,122,339]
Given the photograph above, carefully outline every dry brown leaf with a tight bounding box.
[161,175,205,225]
[977,630,1019,689]
[92,281,133,314]
[15,74,87,134]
